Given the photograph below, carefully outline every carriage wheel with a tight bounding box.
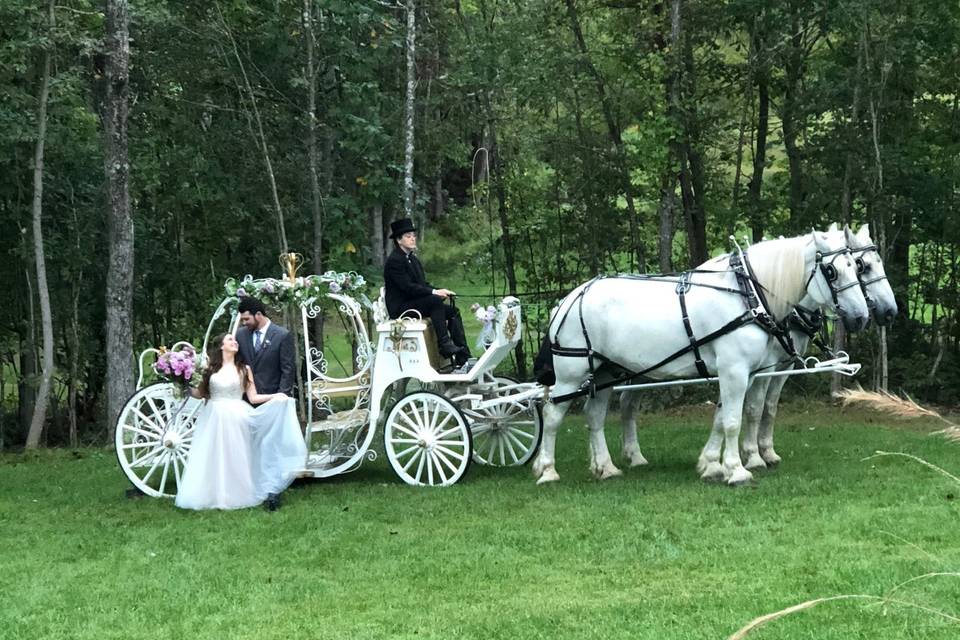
[384,391,472,486]
[464,375,543,467]
[115,383,203,498]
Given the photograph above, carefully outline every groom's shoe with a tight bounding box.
[265,493,281,512]
[438,338,461,360]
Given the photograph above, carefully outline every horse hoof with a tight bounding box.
[532,457,547,477]
[761,450,782,467]
[624,452,648,467]
[700,462,725,483]
[536,467,560,485]
[599,464,623,480]
[725,467,754,486]
[743,454,767,471]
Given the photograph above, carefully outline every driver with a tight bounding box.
[383,218,471,366]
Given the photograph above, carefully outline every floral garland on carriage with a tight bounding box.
[223,270,368,310]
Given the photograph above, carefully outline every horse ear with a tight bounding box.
[844,224,857,246]
[811,228,828,251]
[827,222,839,232]
[858,223,871,239]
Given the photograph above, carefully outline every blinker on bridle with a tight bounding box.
[804,246,861,309]
[849,243,889,309]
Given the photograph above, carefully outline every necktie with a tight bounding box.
[254,330,262,351]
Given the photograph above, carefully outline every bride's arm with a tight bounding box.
[244,366,288,405]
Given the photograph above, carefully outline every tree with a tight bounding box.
[25,0,56,449]
[103,0,134,439]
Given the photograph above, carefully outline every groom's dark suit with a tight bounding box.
[236,321,296,396]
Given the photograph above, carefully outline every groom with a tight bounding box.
[236,297,296,397]
[236,296,297,511]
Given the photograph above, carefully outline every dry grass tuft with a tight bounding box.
[727,592,960,639]
[833,385,958,444]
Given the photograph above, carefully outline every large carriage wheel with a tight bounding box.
[464,375,543,467]
[115,383,203,498]
[384,391,472,486]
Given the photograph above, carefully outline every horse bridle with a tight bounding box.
[850,243,890,310]
[803,246,861,308]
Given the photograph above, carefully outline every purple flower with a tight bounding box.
[329,282,342,293]
[237,287,248,297]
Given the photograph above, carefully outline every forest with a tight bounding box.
[2,0,958,449]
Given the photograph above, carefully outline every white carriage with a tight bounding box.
[115,256,544,497]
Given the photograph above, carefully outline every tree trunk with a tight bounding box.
[369,203,385,269]
[657,169,676,273]
[402,0,416,219]
[304,0,323,275]
[68,282,81,447]
[302,0,326,349]
[18,269,38,440]
[681,34,708,266]
[747,18,769,243]
[103,0,135,441]
[781,2,807,230]
[840,35,864,224]
[25,0,56,449]
[657,0,684,273]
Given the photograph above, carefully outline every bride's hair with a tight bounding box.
[198,333,247,399]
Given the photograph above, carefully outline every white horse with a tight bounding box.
[619,223,897,478]
[532,231,870,486]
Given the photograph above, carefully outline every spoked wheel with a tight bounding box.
[115,383,204,498]
[384,391,472,486]
[464,375,542,467]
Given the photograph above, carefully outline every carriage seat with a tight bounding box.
[374,286,447,370]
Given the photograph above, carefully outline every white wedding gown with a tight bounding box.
[175,366,307,510]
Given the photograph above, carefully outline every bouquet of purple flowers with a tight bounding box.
[153,346,199,390]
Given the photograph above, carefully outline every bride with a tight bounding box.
[175,333,307,511]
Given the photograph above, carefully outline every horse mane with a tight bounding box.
[743,237,807,319]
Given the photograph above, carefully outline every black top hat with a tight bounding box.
[389,218,417,239]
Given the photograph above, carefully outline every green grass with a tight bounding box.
[1,405,958,640]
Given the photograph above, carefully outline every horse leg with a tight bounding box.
[698,405,726,482]
[758,374,788,466]
[532,398,570,485]
[619,391,648,467]
[585,388,621,479]
[741,378,771,471]
[718,364,753,486]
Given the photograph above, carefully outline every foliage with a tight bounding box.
[1,0,959,446]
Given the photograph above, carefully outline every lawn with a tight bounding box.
[1,404,958,640]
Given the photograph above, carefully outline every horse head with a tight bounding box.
[808,228,871,332]
[844,223,898,326]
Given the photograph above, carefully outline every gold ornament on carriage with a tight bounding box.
[279,252,305,283]
[503,310,518,341]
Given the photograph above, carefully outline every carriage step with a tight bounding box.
[308,408,369,433]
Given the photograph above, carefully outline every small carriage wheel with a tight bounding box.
[115,383,204,498]
[464,375,543,467]
[384,391,472,486]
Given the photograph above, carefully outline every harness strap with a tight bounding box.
[676,273,710,378]
[551,311,756,403]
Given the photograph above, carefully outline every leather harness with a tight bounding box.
[548,247,853,404]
